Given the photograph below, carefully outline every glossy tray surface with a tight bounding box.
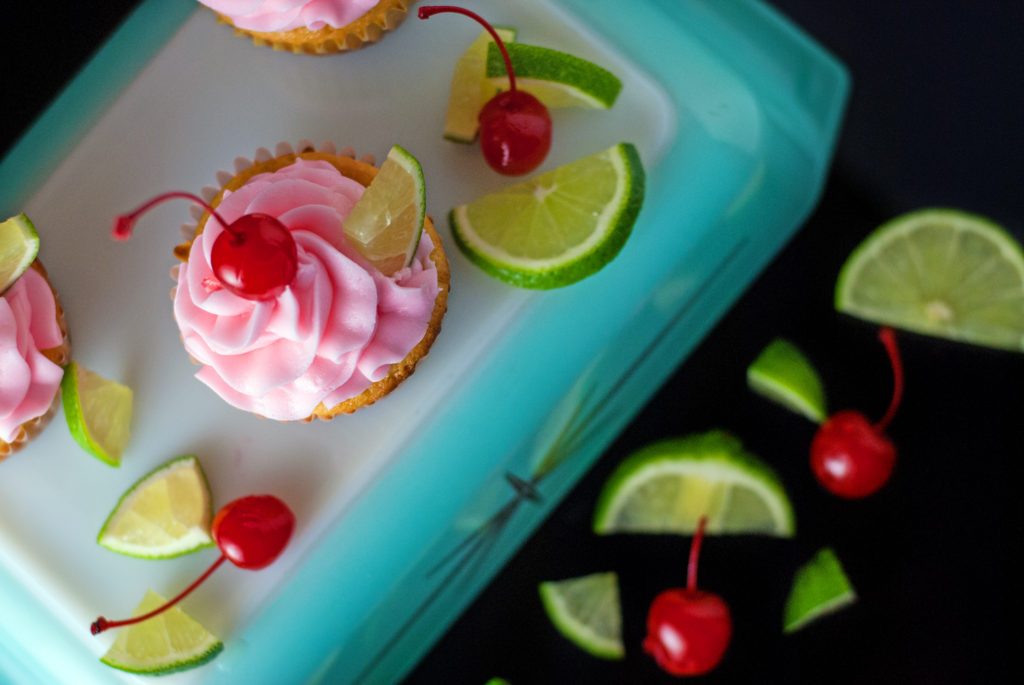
[0,1,846,683]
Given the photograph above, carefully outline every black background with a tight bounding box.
[3,2,1021,684]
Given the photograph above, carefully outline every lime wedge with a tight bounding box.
[539,572,624,660]
[444,27,517,143]
[98,455,214,559]
[61,361,133,467]
[450,142,644,289]
[593,431,795,537]
[100,589,223,675]
[835,207,1024,351]
[783,547,856,633]
[747,338,827,423]
[486,43,622,109]
[0,213,41,295]
[343,144,426,277]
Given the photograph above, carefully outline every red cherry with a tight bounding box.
[643,516,732,676]
[91,494,294,635]
[810,327,903,499]
[112,191,298,301]
[419,5,553,176]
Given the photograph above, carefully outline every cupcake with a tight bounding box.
[1,260,71,460]
[197,0,416,54]
[170,141,449,422]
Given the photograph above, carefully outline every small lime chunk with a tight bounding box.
[61,361,133,466]
[0,213,41,295]
[747,338,827,423]
[593,431,795,537]
[539,572,624,660]
[100,589,223,675]
[783,547,857,633]
[444,27,517,143]
[486,42,622,109]
[98,455,214,559]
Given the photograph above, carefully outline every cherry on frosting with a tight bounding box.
[419,5,552,176]
[91,495,294,635]
[113,191,298,300]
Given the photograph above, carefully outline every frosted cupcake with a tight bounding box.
[197,0,416,54]
[1,260,71,460]
[159,141,448,422]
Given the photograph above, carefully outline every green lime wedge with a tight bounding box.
[483,679,511,685]
[486,43,622,109]
[450,142,644,289]
[343,144,426,276]
[593,431,795,537]
[747,338,827,423]
[539,572,624,660]
[98,455,214,559]
[0,213,41,295]
[783,547,856,633]
[836,207,1024,351]
[444,27,517,143]
[61,361,133,467]
[100,589,223,675]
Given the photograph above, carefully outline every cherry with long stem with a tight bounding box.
[113,191,299,301]
[419,5,552,176]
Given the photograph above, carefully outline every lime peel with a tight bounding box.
[486,42,622,109]
[747,338,827,423]
[539,572,625,660]
[0,212,41,295]
[61,361,133,467]
[783,547,857,633]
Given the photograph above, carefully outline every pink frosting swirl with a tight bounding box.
[198,0,380,32]
[173,158,439,421]
[0,269,65,443]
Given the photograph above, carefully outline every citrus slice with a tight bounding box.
[593,431,795,537]
[100,589,223,675]
[444,27,517,143]
[783,547,856,633]
[98,455,214,559]
[61,361,133,467]
[835,207,1024,352]
[539,572,624,660]
[747,338,827,423]
[486,43,622,109]
[343,144,426,276]
[0,212,41,295]
[450,142,644,289]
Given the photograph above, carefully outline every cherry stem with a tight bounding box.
[112,191,233,242]
[90,555,227,635]
[687,516,708,593]
[873,326,903,433]
[418,5,517,91]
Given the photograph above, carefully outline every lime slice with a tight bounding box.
[593,431,795,537]
[539,572,624,660]
[835,207,1024,352]
[747,338,827,423]
[486,43,622,109]
[100,589,223,675]
[444,27,517,143]
[0,213,41,295]
[783,547,856,633]
[450,142,644,289]
[98,455,214,559]
[343,144,426,277]
[61,361,133,467]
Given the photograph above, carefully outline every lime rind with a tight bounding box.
[593,431,795,537]
[539,572,625,660]
[835,207,1024,351]
[443,27,517,143]
[98,454,214,559]
[783,547,857,633]
[450,142,645,289]
[0,212,41,295]
[747,338,827,423]
[485,43,622,109]
[61,361,133,467]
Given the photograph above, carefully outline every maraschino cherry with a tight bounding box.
[810,326,903,499]
[91,494,295,635]
[113,191,298,300]
[643,516,732,677]
[419,5,552,176]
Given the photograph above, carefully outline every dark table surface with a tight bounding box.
[3,2,1021,684]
